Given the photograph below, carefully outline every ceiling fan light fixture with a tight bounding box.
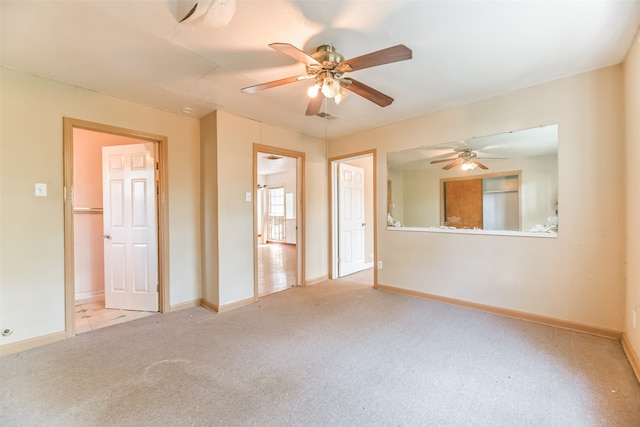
[334,88,349,105]
[321,75,340,98]
[461,162,477,171]
[307,83,320,98]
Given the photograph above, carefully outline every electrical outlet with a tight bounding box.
[377,260,383,270]
[35,183,47,197]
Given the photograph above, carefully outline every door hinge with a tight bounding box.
[155,162,159,170]
[156,284,159,292]
[337,257,341,264]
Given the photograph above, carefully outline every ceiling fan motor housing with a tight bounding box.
[306,45,348,96]
[311,44,344,68]
[458,149,477,160]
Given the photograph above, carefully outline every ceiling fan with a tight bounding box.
[430,148,494,171]
[241,43,412,115]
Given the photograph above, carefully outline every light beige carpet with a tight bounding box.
[1,279,639,426]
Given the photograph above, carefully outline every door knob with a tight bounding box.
[102,233,111,239]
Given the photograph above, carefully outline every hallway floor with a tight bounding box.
[75,297,155,334]
[258,242,297,297]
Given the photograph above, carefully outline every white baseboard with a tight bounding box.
[0,331,66,356]
[200,296,257,313]
[75,291,104,303]
[217,296,257,313]
[305,275,329,286]
[201,298,219,313]
[376,284,622,340]
[170,298,202,312]
[622,333,640,384]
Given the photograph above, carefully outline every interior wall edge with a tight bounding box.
[200,298,219,313]
[622,333,640,385]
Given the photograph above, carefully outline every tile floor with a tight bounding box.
[75,297,156,334]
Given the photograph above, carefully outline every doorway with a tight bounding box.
[254,144,305,297]
[329,151,376,285]
[63,118,170,337]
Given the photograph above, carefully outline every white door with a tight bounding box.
[338,163,366,277]
[102,143,158,311]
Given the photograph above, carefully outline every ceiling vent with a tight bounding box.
[315,112,338,120]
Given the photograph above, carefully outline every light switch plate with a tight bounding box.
[35,183,47,197]
[245,192,251,202]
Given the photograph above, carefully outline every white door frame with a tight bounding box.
[253,144,305,297]
[63,117,170,338]
[329,151,377,284]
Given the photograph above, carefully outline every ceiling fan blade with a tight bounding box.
[338,44,412,72]
[342,78,393,107]
[430,157,458,164]
[269,43,321,67]
[241,75,308,93]
[443,160,462,170]
[305,93,325,116]
[474,161,488,170]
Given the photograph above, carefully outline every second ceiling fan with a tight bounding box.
[431,148,491,171]
[241,43,412,115]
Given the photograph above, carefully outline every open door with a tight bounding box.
[338,163,366,277]
[254,145,305,298]
[329,152,376,284]
[102,143,158,311]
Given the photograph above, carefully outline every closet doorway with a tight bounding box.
[329,151,376,285]
[63,118,170,337]
[254,144,305,297]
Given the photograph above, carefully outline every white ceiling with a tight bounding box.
[2,1,639,140]
[257,151,297,176]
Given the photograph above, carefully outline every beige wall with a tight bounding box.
[624,31,640,361]
[330,65,626,331]
[201,110,327,309]
[0,68,202,346]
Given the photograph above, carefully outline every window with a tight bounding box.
[285,192,295,220]
[269,187,285,216]
[268,187,286,242]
